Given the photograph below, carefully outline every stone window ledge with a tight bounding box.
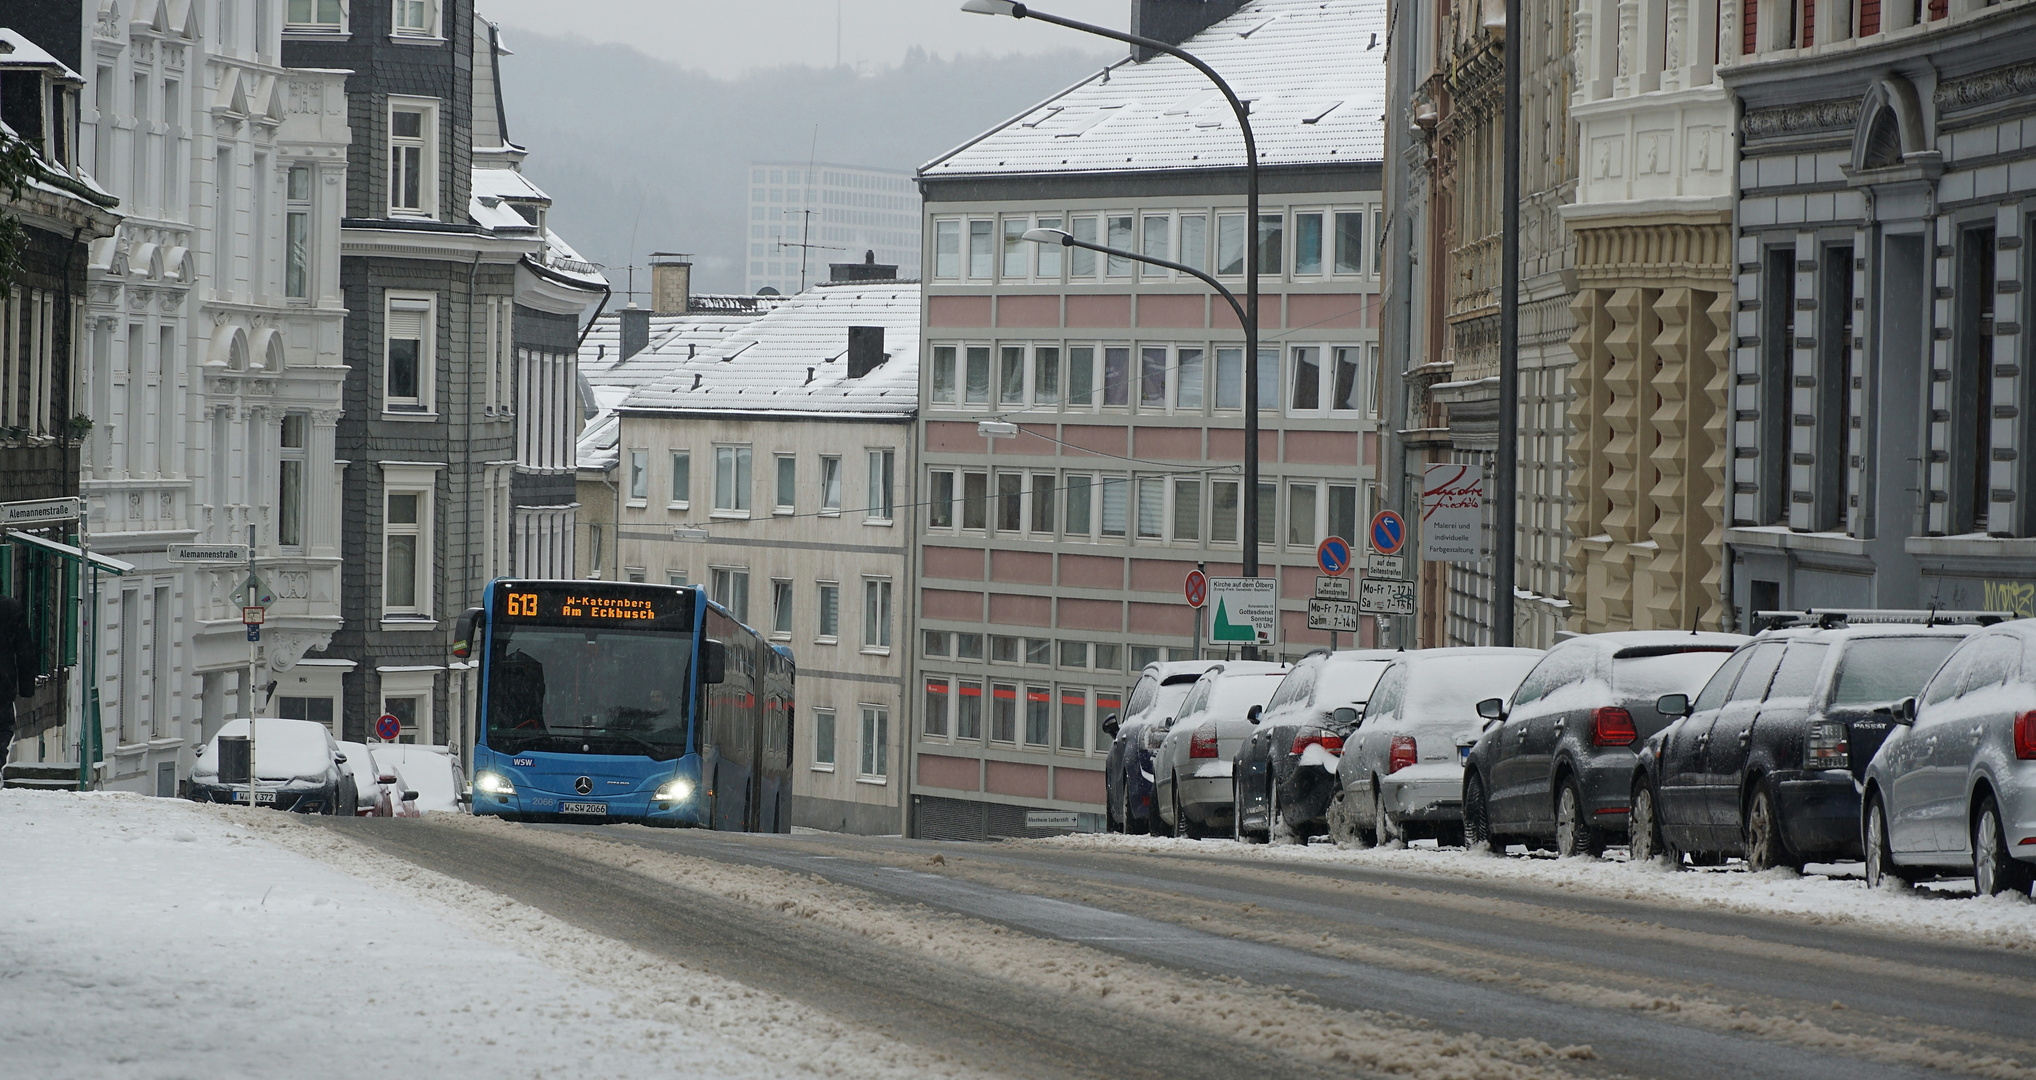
[1725,526,1868,557]
[1904,535,2036,559]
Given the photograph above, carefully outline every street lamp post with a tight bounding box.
[962,0,1264,587]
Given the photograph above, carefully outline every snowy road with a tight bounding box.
[310,817,2036,1080]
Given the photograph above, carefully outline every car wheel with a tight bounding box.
[1269,777,1297,846]
[1554,776,1603,859]
[1374,785,1396,847]
[1863,794,1908,890]
[1173,779,1208,841]
[1974,796,2033,897]
[1744,784,1801,872]
[1629,783,1669,865]
[1326,788,1370,849]
[1106,777,1123,833]
[1464,772,1495,853]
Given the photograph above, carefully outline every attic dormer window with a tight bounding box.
[392,0,438,38]
[286,0,345,30]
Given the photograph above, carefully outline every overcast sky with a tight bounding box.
[481,0,1128,80]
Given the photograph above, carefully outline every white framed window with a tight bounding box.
[990,681,1018,744]
[1069,216,1100,278]
[1140,213,1171,280]
[930,344,957,405]
[1036,215,1063,279]
[1328,483,1361,547]
[1257,212,1285,277]
[1215,347,1280,412]
[378,672,434,745]
[1058,686,1090,753]
[774,454,796,514]
[1331,345,1369,414]
[963,345,990,406]
[954,678,984,740]
[1293,210,1325,276]
[381,472,434,617]
[279,414,307,548]
[859,705,890,780]
[386,98,438,217]
[862,577,892,652]
[626,567,647,583]
[960,471,988,531]
[669,451,690,507]
[771,579,793,638]
[392,0,438,37]
[710,566,750,623]
[285,164,313,298]
[933,220,960,279]
[1210,479,1241,545]
[1023,685,1052,747]
[923,677,950,738]
[1002,218,1028,279]
[812,708,836,769]
[628,448,649,502]
[1062,473,1094,537]
[1334,210,1366,275]
[1179,214,1209,274]
[286,0,346,30]
[1289,345,1324,413]
[816,582,840,642]
[1106,215,1134,277]
[1216,213,1246,276]
[819,455,842,514]
[667,570,688,587]
[1135,477,1165,539]
[713,445,752,516]
[1066,346,1096,409]
[999,344,1028,407]
[928,469,956,529]
[1102,346,1132,408]
[1287,481,1319,549]
[382,291,433,413]
[1172,478,1202,542]
[1099,475,1130,539]
[968,220,994,279]
[866,449,894,522]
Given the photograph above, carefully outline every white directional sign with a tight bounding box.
[1024,811,1081,830]
[1206,576,1278,647]
[1367,554,1406,578]
[169,543,251,563]
[1315,576,1352,600]
[1,497,82,526]
[1358,578,1418,616]
[1306,598,1362,633]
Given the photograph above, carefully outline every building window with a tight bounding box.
[961,471,989,530]
[771,579,793,637]
[279,414,307,548]
[817,582,840,641]
[934,220,960,278]
[628,449,648,501]
[996,473,1024,533]
[866,449,894,521]
[1217,213,1247,276]
[1334,211,1365,274]
[1288,482,1319,549]
[1293,212,1324,275]
[1814,246,1854,533]
[1024,685,1051,746]
[1000,345,1027,406]
[1037,216,1063,278]
[669,451,690,507]
[990,682,1018,743]
[1172,479,1202,541]
[931,345,956,404]
[859,706,889,779]
[929,470,955,529]
[278,695,336,732]
[386,100,437,217]
[1103,347,1131,407]
[1059,688,1088,752]
[1257,213,1285,275]
[955,633,984,661]
[285,165,312,297]
[925,631,950,658]
[1290,346,1322,411]
[1331,346,1366,413]
[775,454,796,513]
[667,571,688,587]
[924,678,950,737]
[819,455,842,513]
[1070,216,1099,277]
[813,708,836,768]
[713,446,752,515]
[1329,484,1359,547]
[383,293,432,412]
[710,567,750,623]
[1136,477,1164,539]
[1954,225,1996,534]
[1033,346,1061,406]
[1141,213,1171,278]
[383,487,427,614]
[1139,346,1168,409]
[626,568,647,583]
[992,635,1020,663]
[964,346,990,406]
[968,220,994,278]
[392,0,436,36]
[1100,475,1129,538]
[1758,247,1796,525]
[1003,218,1028,279]
[1067,347,1095,407]
[863,578,892,651]
[956,679,984,739]
[286,0,345,28]
[382,695,422,744]
[1258,482,1278,548]
[1106,215,1134,276]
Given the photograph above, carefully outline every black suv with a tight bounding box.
[1464,631,1743,857]
[1631,613,1983,870]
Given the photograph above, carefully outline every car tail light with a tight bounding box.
[1189,724,1219,759]
[2016,711,2036,761]
[1807,720,1850,770]
[1591,707,1637,747]
[1292,730,1345,756]
[1388,735,1417,774]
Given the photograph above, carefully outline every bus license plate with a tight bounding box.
[232,791,277,804]
[560,801,607,816]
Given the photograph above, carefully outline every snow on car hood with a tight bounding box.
[194,718,335,783]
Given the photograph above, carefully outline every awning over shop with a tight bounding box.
[6,531,137,575]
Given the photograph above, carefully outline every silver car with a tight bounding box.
[1150,661,1289,838]
[1862,619,2036,896]
[1331,648,1543,846]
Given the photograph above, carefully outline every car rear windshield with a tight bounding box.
[1830,637,1963,706]
[1207,673,1285,717]
[1614,650,1736,701]
[1319,660,1389,705]
[1407,654,1541,721]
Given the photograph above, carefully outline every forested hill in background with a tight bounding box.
[494,33,1117,295]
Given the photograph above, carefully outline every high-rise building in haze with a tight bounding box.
[747,162,919,294]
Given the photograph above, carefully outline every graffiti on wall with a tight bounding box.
[1983,581,2035,619]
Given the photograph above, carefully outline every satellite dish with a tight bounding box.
[757,287,781,296]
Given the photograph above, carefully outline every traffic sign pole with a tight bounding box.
[1184,564,1208,661]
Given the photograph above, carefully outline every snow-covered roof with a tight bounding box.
[468,166,607,289]
[621,282,920,420]
[576,384,631,472]
[578,301,787,388]
[923,0,1386,181]
[0,28,84,81]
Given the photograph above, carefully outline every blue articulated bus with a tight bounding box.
[458,579,793,831]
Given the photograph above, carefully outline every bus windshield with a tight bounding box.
[485,623,694,759]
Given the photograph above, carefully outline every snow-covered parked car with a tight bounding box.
[189,718,349,814]
[369,744,470,814]
[335,740,400,816]
[1150,661,1289,838]
[1331,648,1543,846]
[1234,649,1396,844]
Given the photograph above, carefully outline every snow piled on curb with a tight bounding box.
[0,789,787,1079]
[1023,833,2036,950]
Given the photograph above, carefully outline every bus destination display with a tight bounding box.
[495,583,688,624]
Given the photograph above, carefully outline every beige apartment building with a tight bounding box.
[909,0,1388,839]
[594,262,918,835]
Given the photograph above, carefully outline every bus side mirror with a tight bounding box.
[453,606,484,659]
[703,640,727,684]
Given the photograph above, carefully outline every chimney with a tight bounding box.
[649,252,692,315]
[829,249,899,284]
[1129,0,1249,60]
[846,326,886,379]
[619,303,649,360]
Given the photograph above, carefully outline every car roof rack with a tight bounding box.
[1753,608,2014,632]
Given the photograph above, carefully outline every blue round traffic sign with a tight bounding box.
[375,713,401,741]
[1370,510,1407,557]
[1317,536,1352,577]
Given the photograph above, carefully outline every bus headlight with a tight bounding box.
[475,771,516,796]
[655,778,694,802]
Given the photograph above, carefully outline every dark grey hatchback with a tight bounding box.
[1463,631,1744,857]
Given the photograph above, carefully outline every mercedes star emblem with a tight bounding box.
[574,776,593,795]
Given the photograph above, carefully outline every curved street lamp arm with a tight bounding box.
[1035,232,1248,328]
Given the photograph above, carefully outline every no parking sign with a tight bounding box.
[375,713,402,741]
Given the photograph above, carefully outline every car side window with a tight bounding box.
[1270,660,1317,715]
[1177,679,1212,720]
[1921,643,1976,706]
[1692,648,1752,713]
[1729,643,1787,703]
[1365,666,1406,725]
[1960,637,2023,695]
[1125,675,1158,719]
[1767,643,1828,702]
